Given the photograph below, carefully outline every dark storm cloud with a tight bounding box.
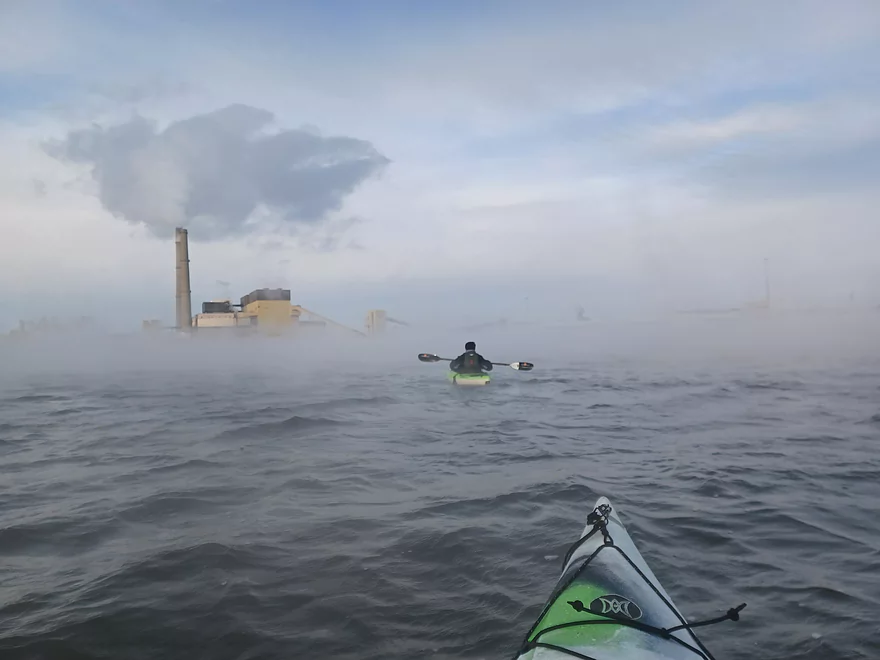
[43,104,390,240]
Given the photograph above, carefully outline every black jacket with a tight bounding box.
[450,350,493,374]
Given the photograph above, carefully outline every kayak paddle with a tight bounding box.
[417,353,534,371]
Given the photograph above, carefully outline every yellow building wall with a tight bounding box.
[241,300,296,335]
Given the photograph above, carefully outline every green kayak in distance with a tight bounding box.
[447,371,491,386]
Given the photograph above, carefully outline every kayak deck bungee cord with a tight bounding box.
[511,497,745,660]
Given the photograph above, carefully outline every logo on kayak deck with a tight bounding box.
[569,595,643,620]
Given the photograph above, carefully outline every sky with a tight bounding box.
[1,0,879,332]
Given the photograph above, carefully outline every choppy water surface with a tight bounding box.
[1,320,879,660]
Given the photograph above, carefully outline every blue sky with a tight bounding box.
[1,0,879,332]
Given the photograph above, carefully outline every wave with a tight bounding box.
[213,415,346,440]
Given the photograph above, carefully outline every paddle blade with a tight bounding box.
[418,353,442,363]
[511,361,534,371]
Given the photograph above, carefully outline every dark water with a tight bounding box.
[1,323,879,660]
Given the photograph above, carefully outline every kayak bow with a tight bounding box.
[512,497,744,660]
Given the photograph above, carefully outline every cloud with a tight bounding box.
[42,103,390,241]
[644,105,808,150]
[641,96,880,201]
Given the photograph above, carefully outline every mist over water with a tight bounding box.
[1,312,879,659]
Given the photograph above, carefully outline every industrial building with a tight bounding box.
[190,288,368,337]
[169,227,403,337]
[364,309,410,334]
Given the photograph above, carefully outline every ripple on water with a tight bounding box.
[0,357,878,660]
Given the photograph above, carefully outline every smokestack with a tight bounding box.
[175,227,192,330]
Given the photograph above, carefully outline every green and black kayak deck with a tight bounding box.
[511,496,744,660]
[447,371,491,386]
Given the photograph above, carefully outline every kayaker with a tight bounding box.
[449,341,493,374]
